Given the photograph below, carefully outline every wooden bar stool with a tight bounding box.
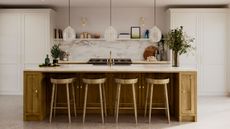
[144,78,170,123]
[115,78,138,124]
[82,78,107,124]
[49,78,76,123]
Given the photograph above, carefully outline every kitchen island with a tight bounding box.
[23,64,197,122]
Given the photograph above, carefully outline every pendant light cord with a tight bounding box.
[153,0,157,26]
[110,0,112,26]
[68,0,71,26]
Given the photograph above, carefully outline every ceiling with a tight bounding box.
[0,0,229,8]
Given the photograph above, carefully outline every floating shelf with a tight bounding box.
[54,38,151,42]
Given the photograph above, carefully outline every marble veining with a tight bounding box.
[59,40,157,61]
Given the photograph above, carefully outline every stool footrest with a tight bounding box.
[53,107,68,109]
[151,107,167,110]
[119,107,135,110]
[86,107,102,110]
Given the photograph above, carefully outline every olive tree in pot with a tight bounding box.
[51,44,61,65]
[165,26,194,67]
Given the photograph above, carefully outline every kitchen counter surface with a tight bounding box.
[58,60,171,64]
[24,64,197,73]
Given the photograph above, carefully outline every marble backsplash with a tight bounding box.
[59,40,159,61]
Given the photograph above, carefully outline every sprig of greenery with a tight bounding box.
[51,44,61,59]
[165,26,194,55]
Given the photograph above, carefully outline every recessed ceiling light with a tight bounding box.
[41,0,45,2]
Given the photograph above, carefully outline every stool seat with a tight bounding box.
[146,78,169,85]
[115,78,138,84]
[49,78,76,123]
[144,78,170,123]
[51,78,74,84]
[115,78,138,124]
[82,78,107,124]
[83,78,106,84]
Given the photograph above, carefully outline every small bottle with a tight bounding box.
[45,54,50,65]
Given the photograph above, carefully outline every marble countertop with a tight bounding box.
[24,64,197,73]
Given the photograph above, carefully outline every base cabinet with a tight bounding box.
[179,72,197,122]
[23,72,46,121]
[23,72,197,122]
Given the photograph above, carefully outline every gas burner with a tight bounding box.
[88,58,132,65]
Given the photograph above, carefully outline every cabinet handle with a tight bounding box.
[142,86,145,89]
[35,89,38,94]
[139,86,141,89]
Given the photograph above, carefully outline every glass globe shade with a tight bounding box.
[150,26,162,42]
[104,26,117,41]
[63,26,75,42]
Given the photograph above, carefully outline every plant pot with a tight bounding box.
[172,51,179,67]
[53,59,58,65]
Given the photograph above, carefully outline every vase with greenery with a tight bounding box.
[51,44,61,64]
[165,26,194,67]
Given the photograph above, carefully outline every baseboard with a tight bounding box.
[198,92,228,97]
[0,91,22,95]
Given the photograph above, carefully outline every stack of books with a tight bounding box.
[118,33,130,39]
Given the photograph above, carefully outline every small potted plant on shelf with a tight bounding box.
[165,26,194,67]
[51,44,61,65]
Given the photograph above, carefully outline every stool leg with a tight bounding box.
[53,86,57,117]
[71,84,77,117]
[149,84,154,123]
[83,84,88,123]
[102,84,107,117]
[164,84,170,123]
[132,84,138,124]
[66,84,71,123]
[99,84,105,123]
[49,84,56,123]
[144,83,149,117]
[115,84,121,123]
[114,83,119,117]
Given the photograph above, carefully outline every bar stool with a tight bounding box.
[49,78,76,123]
[115,78,138,124]
[82,78,107,123]
[144,78,170,123]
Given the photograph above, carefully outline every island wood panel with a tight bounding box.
[23,72,46,121]
[179,72,197,122]
[23,71,197,122]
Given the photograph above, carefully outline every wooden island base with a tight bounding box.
[24,71,197,122]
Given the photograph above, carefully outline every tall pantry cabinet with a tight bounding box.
[0,9,55,95]
[168,9,228,96]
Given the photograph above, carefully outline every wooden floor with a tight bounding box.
[0,95,229,129]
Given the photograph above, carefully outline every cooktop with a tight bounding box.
[88,58,132,65]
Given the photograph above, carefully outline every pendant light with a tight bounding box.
[63,0,75,42]
[149,0,162,42]
[104,0,117,41]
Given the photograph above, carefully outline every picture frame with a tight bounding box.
[131,26,141,39]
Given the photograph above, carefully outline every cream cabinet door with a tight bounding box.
[170,9,228,96]
[170,12,199,68]
[0,12,21,94]
[24,13,49,65]
[202,12,227,95]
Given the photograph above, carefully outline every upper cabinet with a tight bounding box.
[22,9,55,66]
[24,12,50,64]
[168,9,228,96]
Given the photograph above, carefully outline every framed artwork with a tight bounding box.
[131,26,141,39]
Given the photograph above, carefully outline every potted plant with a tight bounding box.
[165,26,194,67]
[51,44,61,65]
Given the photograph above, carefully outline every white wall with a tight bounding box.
[55,7,167,36]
